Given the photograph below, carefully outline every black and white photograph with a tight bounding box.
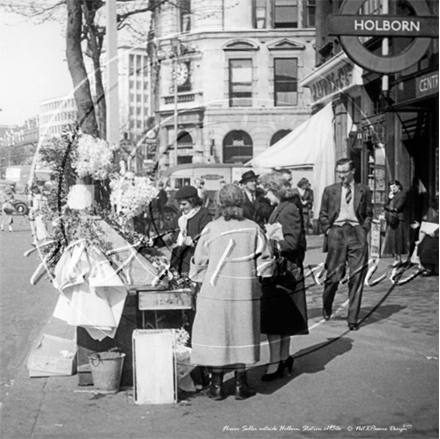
[0,1,438,438]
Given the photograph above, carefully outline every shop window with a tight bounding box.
[273,0,298,29]
[229,59,253,107]
[270,129,291,145]
[274,58,298,106]
[223,130,253,164]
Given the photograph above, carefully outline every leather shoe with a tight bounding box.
[348,323,359,331]
[322,309,331,321]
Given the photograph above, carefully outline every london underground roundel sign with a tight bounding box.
[331,0,435,74]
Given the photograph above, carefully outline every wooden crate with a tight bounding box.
[133,329,176,405]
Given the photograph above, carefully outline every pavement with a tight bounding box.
[1,229,439,439]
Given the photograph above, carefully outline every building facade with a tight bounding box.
[301,0,438,225]
[0,119,39,177]
[39,96,78,142]
[148,0,317,168]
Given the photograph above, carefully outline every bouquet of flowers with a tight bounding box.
[173,328,195,392]
[110,175,158,219]
[72,134,119,181]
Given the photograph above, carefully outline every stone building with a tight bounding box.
[301,0,438,225]
[148,0,317,168]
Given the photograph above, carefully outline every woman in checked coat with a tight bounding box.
[189,184,275,401]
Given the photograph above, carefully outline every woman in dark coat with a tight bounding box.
[259,172,309,381]
[170,185,212,276]
[383,180,408,266]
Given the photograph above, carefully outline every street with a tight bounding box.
[0,218,438,439]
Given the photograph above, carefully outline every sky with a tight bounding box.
[0,11,73,126]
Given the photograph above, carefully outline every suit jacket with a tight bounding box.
[319,182,373,252]
[242,188,264,221]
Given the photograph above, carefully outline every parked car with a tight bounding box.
[0,180,29,215]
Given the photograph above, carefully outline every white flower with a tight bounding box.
[110,175,158,219]
[73,134,119,180]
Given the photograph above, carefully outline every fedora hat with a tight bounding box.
[239,170,259,184]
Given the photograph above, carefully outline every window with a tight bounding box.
[223,131,253,164]
[305,0,315,27]
[177,131,193,149]
[274,0,298,29]
[229,59,253,107]
[254,0,267,29]
[274,58,298,106]
[175,177,191,188]
[270,129,291,145]
[180,0,191,32]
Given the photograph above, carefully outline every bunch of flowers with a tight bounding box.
[110,175,158,219]
[72,134,119,181]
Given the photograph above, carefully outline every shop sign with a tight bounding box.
[329,0,435,74]
[200,174,225,180]
[330,15,437,37]
[310,63,355,103]
[416,71,439,99]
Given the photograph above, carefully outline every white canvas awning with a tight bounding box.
[249,103,335,218]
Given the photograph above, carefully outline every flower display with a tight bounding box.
[72,134,119,180]
[110,175,158,219]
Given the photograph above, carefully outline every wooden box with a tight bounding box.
[133,329,176,405]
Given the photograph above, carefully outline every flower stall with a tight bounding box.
[29,128,195,398]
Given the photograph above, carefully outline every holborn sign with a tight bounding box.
[329,0,438,74]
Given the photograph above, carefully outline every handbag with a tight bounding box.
[385,210,398,226]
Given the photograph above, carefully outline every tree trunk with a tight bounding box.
[83,0,106,139]
[66,0,99,137]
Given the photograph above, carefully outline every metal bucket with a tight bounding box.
[88,351,126,394]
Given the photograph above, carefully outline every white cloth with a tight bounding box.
[52,241,127,341]
[177,207,200,246]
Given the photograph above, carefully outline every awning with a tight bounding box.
[249,103,335,218]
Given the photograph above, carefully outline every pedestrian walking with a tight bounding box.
[1,191,15,232]
[382,180,408,267]
[259,172,308,381]
[293,178,314,234]
[318,158,373,331]
[240,170,264,221]
[189,184,275,400]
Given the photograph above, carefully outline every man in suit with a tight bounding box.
[240,170,263,221]
[319,158,373,330]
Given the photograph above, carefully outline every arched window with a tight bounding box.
[270,129,291,146]
[177,131,193,164]
[177,131,193,147]
[223,130,253,164]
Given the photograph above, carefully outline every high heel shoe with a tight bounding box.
[261,361,283,382]
[278,356,294,377]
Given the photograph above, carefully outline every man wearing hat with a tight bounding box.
[240,170,263,221]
